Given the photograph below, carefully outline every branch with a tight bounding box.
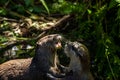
[41,14,73,31]
[0,32,46,56]
[0,14,73,56]
[0,17,18,22]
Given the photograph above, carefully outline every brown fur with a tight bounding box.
[0,34,65,80]
[54,41,94,80]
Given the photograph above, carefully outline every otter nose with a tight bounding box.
[55,42,62,49]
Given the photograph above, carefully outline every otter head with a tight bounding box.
[37,34,66,51]
[64,41,84,58]
[64,41,90,70]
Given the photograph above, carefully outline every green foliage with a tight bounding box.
[51,1,86,14]
[0,8,7,16]
[0,0,120,79]
[0,36,8,43]
[39,0,50,14]
[0,0,49,17]
[24,0,34,7]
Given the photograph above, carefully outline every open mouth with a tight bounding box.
[55,42,62,49]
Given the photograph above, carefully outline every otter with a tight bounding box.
[0,34,67,80]
[62,41,94,80]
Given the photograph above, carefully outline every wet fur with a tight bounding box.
[0,34,65,80]
[63,41,94,80]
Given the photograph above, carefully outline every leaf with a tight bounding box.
[33,6,42,13]
[39,0,50,14]
[24,0,34,6]
[87,9,92,14]
[58,0,64,3]
[16,5,25,13]
[109,0,117,9]
[115,0,120,3]
[117,8,120,19]
[0,8,7,15]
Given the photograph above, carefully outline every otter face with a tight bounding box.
[64,41,84,58]
[53,34,63,49]
[64,41,90,69]
[37,34,64,50]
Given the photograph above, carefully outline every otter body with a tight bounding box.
[63,41,94,80]
[0,34,65,80]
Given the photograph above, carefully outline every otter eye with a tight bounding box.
[70,45,83,57]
